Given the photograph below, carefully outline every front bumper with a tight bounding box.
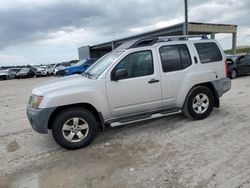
[26,106,56,134]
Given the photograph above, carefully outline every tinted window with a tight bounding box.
[113,50,153,79]
[179,45,192,68]
[245,56,250,64]
[159,45,192,72]
[238,55,250,65]
[195,42,222,63]
[238,56,246,64]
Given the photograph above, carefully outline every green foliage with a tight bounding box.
[224,48,250,54]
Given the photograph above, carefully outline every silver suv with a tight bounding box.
[27,35,231,149]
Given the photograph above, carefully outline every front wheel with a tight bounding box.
[52,107,98,150]
[182,86,214,120]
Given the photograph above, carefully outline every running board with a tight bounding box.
[108,108,181,127]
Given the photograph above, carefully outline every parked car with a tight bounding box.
[226,54,250,79]
[27,35,231,150]
[0,69,16,80]
[53,62,71,76]
[35,65,53,77]
[16,68,36,78]
[57,58,98,76]
[10,68,22,76]
[35,66,44,77]
[42,65,54,75]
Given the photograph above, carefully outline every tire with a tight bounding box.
[230,69,237,79]
[182,86,214,120]
[52,107,98,150]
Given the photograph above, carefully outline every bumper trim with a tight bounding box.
[26,106,56,134]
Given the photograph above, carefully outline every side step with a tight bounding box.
[108,107,181,127]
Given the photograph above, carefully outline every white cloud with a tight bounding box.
[0,54,31,66]
[0,0,250,65]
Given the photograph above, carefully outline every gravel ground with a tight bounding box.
[0,76,250,188]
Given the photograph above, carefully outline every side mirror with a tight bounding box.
[113,69,128,81]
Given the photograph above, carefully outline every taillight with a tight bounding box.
[225,61,229,77]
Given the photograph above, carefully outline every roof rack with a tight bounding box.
[129,38,158,49]
[116,35,210,50]
[158,35,209,42]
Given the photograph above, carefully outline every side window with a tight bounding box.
[113,50,154,79]
[179,45,192,68]
[247,56,250,64]
[238,56,247,65]
[159,44,192,72]
[194,42,222,64]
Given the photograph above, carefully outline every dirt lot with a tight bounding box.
[0,76,250,188]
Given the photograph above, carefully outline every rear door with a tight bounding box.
[158,44,193,107]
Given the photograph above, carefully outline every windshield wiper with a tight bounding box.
[83,72,94,79]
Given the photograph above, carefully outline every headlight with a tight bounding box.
[29,95,43,109]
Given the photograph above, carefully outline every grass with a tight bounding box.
[224,48,250,54]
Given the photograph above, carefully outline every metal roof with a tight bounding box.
[88,22,237,50]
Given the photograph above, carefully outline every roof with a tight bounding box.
[87,22,237,51]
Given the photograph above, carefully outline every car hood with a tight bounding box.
[62,65,82,70]
[32,74,93,96]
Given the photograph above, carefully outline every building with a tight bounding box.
[78,22,237,60]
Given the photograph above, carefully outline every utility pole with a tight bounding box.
[184,0,188,35]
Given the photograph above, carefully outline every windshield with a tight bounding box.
[85,51,123,78]
[20,68,29,73]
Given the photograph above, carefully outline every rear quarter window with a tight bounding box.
[195,42,222,64]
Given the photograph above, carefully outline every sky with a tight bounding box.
[0,0,250,66]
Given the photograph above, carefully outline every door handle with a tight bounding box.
[148,79,159,84]
[194,56,198,64]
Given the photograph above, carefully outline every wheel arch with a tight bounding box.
[73,72,82,75]
[183,82,219,109]
[48,103,105,131]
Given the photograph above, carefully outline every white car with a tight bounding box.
[0,69,16,80]
[27,35,231,149]
[36,65,53,76]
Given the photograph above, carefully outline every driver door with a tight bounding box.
[106,50,162,117]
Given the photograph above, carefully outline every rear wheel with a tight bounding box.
[182,86,214,120]
[52,107,98,150]
[230,69,237,79]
